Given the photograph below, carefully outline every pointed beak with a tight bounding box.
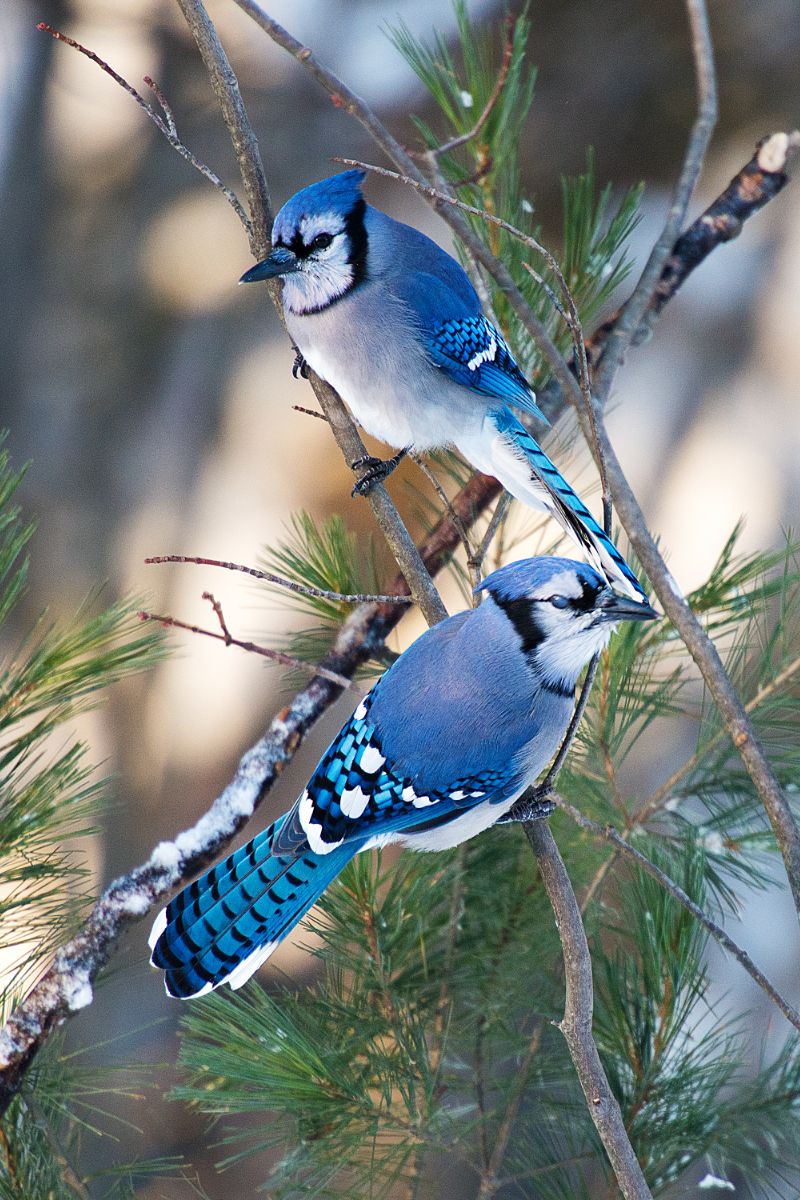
[597,588,658,623]
[239,246,300,284]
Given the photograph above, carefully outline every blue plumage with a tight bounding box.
[150,556,656,998]
[240,170,648,604]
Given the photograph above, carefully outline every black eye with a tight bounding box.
[310,233,333,251]
[549,595,570,609]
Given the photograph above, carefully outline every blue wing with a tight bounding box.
[389,267,547,424]
[272,694,517,858]
[428,315,547,424]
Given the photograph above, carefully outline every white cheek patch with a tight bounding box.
[283,239,354,315]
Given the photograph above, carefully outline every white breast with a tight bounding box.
[284,288,486,453]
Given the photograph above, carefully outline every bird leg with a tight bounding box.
[498,788,555,824]
[292,348,310,379]
[351,448,409,497]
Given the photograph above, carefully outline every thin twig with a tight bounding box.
[555,795,800,1033]
[37,24,250,233]
[144,554,413,605]
[541,656,602,793]
[138,608,361,692]
[292,403,328,421]
[524,822,653,1200]
[593,0,717,401]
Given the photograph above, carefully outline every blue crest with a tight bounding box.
[273,170,367,240]
[477,556,604,602]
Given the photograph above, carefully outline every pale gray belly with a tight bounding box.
[285,299,485,452]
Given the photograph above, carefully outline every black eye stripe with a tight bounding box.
[493,596,545,654]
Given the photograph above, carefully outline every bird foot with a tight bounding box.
[498,789,555,824]
[292,349,309,379]
[351,449,408,497]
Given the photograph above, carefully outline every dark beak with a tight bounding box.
[239,246,300,284]
[597,588,658,623]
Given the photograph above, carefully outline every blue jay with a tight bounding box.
[240,170,646,605]
[150,556,655,998]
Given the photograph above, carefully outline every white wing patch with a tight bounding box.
[339,785,370,819]
[299,788,343,855]
[359,745,385,774]
[467,330,497,372]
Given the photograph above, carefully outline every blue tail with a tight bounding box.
[149,815,356,998]
[487,406,647,603]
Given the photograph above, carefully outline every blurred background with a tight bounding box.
[1,0,799,1194]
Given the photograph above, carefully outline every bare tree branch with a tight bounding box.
[593,0,718,400]
[37,24,250,232]
[524,822,654,1200]
[138,604,362,692]
[587,129,800,366]
[144,554,414,605]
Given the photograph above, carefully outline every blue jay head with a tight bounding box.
[239,170,368,314]
[478,557,656,689]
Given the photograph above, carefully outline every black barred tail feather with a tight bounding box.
[149,815,356,998]
[483,406,648,604]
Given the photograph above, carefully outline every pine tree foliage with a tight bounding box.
[0,445,166,1196]
[4,6,800,1200]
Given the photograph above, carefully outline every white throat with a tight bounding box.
[282,241,356,315]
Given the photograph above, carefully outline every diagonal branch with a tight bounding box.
[588,407,800,919]
[38,23,251,232]
[593,0,718,401]
[587,129,800,367]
